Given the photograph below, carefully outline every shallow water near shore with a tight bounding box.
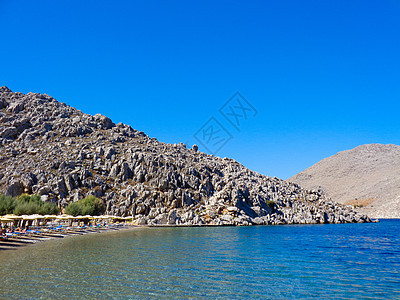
[0,220,399,299]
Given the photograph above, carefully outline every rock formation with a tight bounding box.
[289,143,400,218]
[0,86,372,225]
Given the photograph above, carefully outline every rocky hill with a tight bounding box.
[0,86,371,225]
[289,144,400,218]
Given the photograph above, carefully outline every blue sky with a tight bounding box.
[1,0,399,179]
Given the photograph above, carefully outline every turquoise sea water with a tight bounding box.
[0,220,399,299]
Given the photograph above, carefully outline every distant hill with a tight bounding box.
[289,144,400,218]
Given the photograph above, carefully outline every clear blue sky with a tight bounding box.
[1,0,399,179]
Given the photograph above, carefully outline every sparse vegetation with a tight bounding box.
[345,198,376,208]
[65,195,105,216]
[266,200,275,209]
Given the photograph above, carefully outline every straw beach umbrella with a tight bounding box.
[22,214,43,227]
[74,215,92,226]
[2,215,23,227]
[3,214,23,219]
[39,214,58,226]
[56,215,72,220]
[43,215,58,219]
[56,215,74,226]
[0,217,14,223]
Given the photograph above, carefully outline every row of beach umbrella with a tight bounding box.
[0,214,133,226]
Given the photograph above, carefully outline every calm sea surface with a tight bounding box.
[0,219,399,299]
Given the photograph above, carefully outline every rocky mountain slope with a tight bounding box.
[0,86,371,225]
[289,144,400,218]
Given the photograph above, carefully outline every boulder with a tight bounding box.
[0,97,8,109]
[6,180,24,197]
[7,101,25,113]
[155,213,168,225]
[105,147,116,159]
[168,209,178,224]
[0,127,18,139]
[0,86,12,93]
[94,114,115,129]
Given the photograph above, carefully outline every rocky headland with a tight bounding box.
[0,86,372,225]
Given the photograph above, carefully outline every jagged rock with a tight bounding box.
[7,101,25,113]
[96,146,104,156]
[134,216,147,225]
[0,86,12,93]
[154,213,168,225]
[0,127,18,139]
[94,114,115,129]
[38,186,51,195]
[109,164,120,178]
[104,147,115,159]
[168,209,179,224]
[120,162,132,181]
[6,180,25,197]
[136,203,146,215]
[0,98,8,109]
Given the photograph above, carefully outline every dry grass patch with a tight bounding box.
[345,198,377,208]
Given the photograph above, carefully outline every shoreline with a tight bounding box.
[1,218,389,251]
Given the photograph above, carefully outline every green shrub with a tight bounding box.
[65,196,105,216]
[0,194,59,215]
[39,202,60,215]
[0,194,16,215]
[266,200,275,209]
[14,201,39,215]
[64,202,81,216]
[16,194,42,204]
[14,194,59,215]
